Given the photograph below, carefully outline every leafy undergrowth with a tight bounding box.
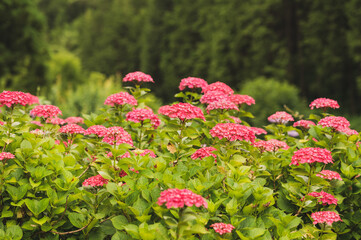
[0,73,360,240]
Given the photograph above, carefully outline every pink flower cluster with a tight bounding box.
[210,123,256,143]
[104,92,137,107]
[308,191,338,205]
[59,124,85,134]
[318,116,350,131]
[30,129,44,135]
[25,93,39,105]
[227,116,242,124]
[309,98,340,110]
[230,94,255,106]
[250,127,267,135]
[200,91,230,104]
[157,188,208,209]
[31,121,43,127]
[179,77,208,91]
[158,103,205,121]
[46,117,66,125]
[117,149,157,159]
[0,121,4,125]
[84,125,107,137]
[82,174,109,187]
[123,71,154,83]
[311,211,342,225]
[102,126,133,146]
[268,111,294,124]
[206,99,239,113]
[316,170,342,181]
[126,108,161,128]
[253,139,289,152]
[30,105,62,119]
[0,91,32,107]
[65,117,84,124]
[203,82,234,95]
[290,147,333,166]
[293,120,316,129]
[0,152,15,161]
[191,147,217,160]
[210,223,235,235]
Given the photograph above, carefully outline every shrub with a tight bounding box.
[0,75,359,239]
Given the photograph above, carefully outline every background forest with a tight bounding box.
[1,0,361,127]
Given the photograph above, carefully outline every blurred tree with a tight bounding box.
[0,0,48,92]
[240,77,309,127]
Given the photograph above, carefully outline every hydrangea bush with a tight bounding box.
[0,73,360,239]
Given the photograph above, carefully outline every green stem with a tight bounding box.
[176,208,185,239]
[295,164,314,216]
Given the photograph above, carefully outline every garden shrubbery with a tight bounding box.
[0,73,360,239]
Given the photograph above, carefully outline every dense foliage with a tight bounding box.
[1,75,361,239]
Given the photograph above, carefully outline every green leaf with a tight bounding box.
[20,140,32,149]
[124,224,140,239]
[64,155,77,166]
[111,215,129,230]
[25,198,49,217]
[68,212,86,228]
[6,225,23,240]
[226,198,238,215]
[6,184,28,201]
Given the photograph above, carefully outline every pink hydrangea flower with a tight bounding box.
[84,125,107,137]
[82,174,109,187]
[268,111,294,124]
[0,152,15,161]
[206,99,239,113]
[316,170,342,181]
[30,121,43,127]
[0,121,4,126]
[339,127,358,136]
[123,71,154,83]
[210,223,235,235]
[30,129,45,135]
[116,149,157,159]
[179,77,208,91]
[158,103,205,121]
[318,116,350,132]
[210,123,256,143]
[311,211,342,225]
[293,120,316,129]
[308,191,338,205]
[59,124,85,134]
[102,126,133,146]
[46,117,66,125]
[25,93,39,105]
[309,98,340,110]
[126,108,161,128]
[104,92,137,107]
[0,91,32,107]
[157,188,208,209]
[65,117,84,124]
[191,147,217,160]
[250,127,267,135]
[200,91,230,104]
[290,147,333,166]
[230,94,255,106]
[226,116,242,124]
[202,82,234,95]
[253,139,289,152]
[30,105,62,119]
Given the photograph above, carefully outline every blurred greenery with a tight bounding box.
[240,77,310,127]
[1,0,361,123]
